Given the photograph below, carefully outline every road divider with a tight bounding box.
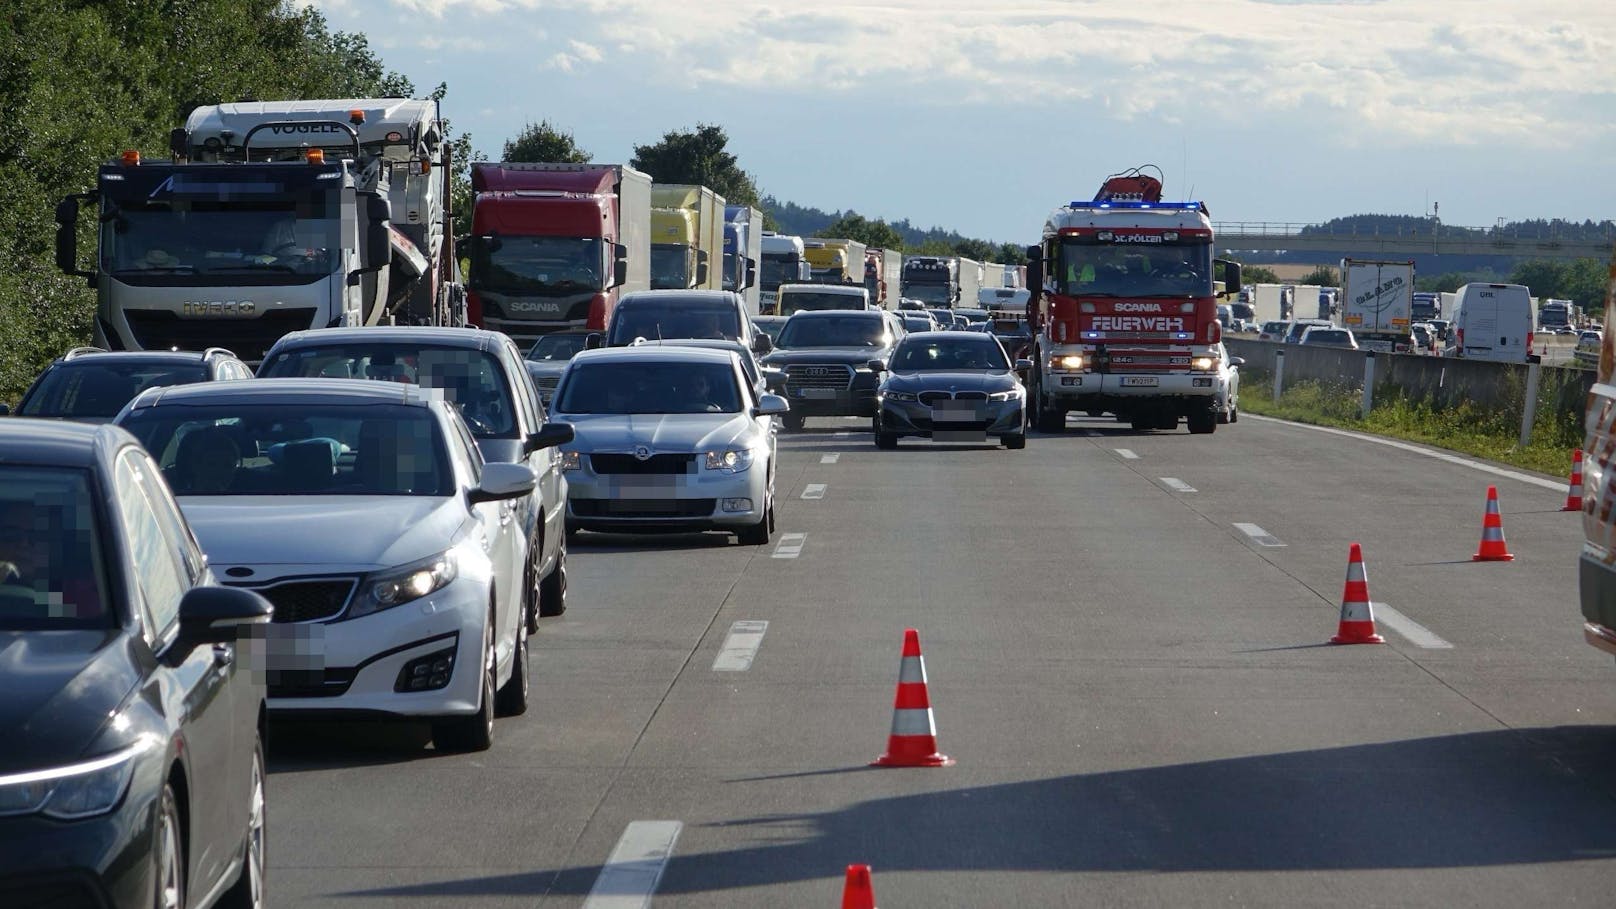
[772,533,807,559]
[802,483,827,500]
[583,820,682,909]
[821,453,840,465]
[1160,477,1197,493]
[1115,448,1139,460]
[1371,604,1453,649]
[712,620,768,671]
[1233,523,1285,547]
[872,628,952,768]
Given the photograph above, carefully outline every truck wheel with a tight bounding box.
[1230,405,1239,424]
[1035,398,1065,433]
[1188,410,1217,434]
[782,414,805,432]
[874,431,898,450]
[1129,416,1150,432]
[1154,413,1179,431]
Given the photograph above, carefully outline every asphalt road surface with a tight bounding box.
[266,413,1616,907]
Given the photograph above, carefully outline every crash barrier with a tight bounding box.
[1227,339,1593,445]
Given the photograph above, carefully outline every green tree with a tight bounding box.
[998,242,1029,266]
[952,239,1000,262]
[1297,265,1339,286]
[1510,260,1569,298]
[1242,265,1281,284]
[820,212,904,251]
[1415,272,1470,293]
[502,120,590,164]
[630,123,762,207]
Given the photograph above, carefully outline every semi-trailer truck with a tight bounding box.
[56,98,461,361]
[465,162,651,341]
[1340,258,1414,353]
[900,255,982,308]
[864,247,902,310]
[1024,168,1241,434]
[804,238,867,284]
[724,205,764,312]
[759,233,810,313]
[650,184,725,290]
[1540,298,1576,331]
[1412,291,1441,323]
[1248,283,1293,327]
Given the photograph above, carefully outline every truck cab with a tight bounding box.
[651,185,725,291]
[759,233,809,314]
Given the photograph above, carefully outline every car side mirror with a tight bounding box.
[866,359,886,373]
[177,585,273,648]
[754,393,789,417]
[1014,358,1033,372]
[752,333,773,354]
[1230,356,1246,367]
[585,332,603,350]
[0,403,10,416]
[469,462,537,504]
[526,422,575,453]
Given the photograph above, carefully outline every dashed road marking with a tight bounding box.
[835,431,853,438]
[1233,522,1286,547]
[1085,430,1102,437]
[820,453,840,464]
[583,820,682,909]
[1373,604,1454,649]
[712,620,769,671]
[801,483,827,500]
[1160,477,1197,493]
[1115,448,1139,460]
[772,533,807,559]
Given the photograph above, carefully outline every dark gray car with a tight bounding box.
[759,309,905,431]
[873,331,1028,449]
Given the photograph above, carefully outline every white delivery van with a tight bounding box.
[1449,283,1535,363]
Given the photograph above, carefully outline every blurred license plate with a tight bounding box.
[934,429,988,442]
[1121,377,1159,387]
[932,404,983,422]
[797,388,836,399]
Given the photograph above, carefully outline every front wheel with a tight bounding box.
[154,783,185,909]
[781,414,805,432]
[1187,409,1217,434]
[217,742,265,909]
[538,537,567,618]
[433,621,495,753]
[874,431,898,450]
[1034,396,1065,433]
[1003,433,1027,450]
[737,500,772,545]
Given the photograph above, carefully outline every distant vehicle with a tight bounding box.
[1285,319,1333,344]
[1340,258,1414,352]
[1540,298,1577,332]
[955,307,991,324]
[650,184,725,291]
[776,283,870,316]
[550,346,787,543]
[758,233,810,314]
[724,204,764,312]
[1411,291,1441,323]
[603,289,770,356]
[978,286,1031,310]
[900,312,941,333]
[985,314,1034,360]
[872,331,1028,450]
[1575,330,1602,367]
[524,330,592,404]
[760,309,904,430]
[1445,283,1535,363]
[118,379,564,751]
[1426,318,1452,341]
[1299,326,1359,349]
[0,420,272,909]
[1211,342,1244,424]
[1258,320,1289,341]
[1217,303,1232,329]
[10,347,250,423]
[1411,323,1435,352]
[751,315,789,343]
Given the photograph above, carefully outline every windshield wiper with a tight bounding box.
[116,265,199,274]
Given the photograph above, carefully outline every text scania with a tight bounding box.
[1091,316,1186,332]
[1113,302,1165,313]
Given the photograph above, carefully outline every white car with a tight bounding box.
[117,379,564,752]
[551,346,789,543]
[1213,343,1243,424]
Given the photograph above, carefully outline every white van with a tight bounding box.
[1447,283,1535,363]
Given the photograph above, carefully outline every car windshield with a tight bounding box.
[0,467,110,629]
[528,334,589,362]
[759,255,799,291]
[1287,322,1324,340]
[780,291,865,315]
[1055,240,1214,297]
[120,403,450,497]
[777,315,886,348]
[901,316,934,332]
[891,338,1009,371]
[471,236,604,295]
[1305,330,1351,345]
[752,319,786,341]
[609,302,741,345]
[258,345,517,438]
[556,360,743,415]
[20,361,208,419]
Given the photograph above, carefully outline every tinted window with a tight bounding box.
[892,338,1010,371]
[0,467,110,629]
[121,403,451,496]
[779,291,866,315]
[608,300,742,345]
[20,361,208,419]
[260,344,517,438]
[556,360,743,415]
[528,334,589,361]
[777,315,886,348]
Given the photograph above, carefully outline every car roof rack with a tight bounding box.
[200,347,239,361]
[63,347,108,360]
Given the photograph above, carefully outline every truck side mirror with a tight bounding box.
[55,195,96,285]
[611,243,628,288]
[695,250,709,286]
[1216,259,1242,296]
[745,257,758,289]
[364,194,393,271]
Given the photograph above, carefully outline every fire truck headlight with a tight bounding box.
[1052,354,1085,370]
[1191,356,1216,371]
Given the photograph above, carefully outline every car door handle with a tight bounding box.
[211,644,234,667]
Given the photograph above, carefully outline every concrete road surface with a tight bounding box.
[266,412,1616,907]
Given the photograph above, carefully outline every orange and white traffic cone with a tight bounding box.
[1473,485,1516,561]
[1331,543,1385,644]
[872,628,953,767]
[841,864,877,909]
[1563,450,1585,512]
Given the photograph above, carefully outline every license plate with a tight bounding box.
[797,388,836,399]
[933,406,984,423]
[1121,376,1159,387]
[934,429,988,442]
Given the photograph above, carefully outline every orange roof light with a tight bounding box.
[348,109,365,125]
[417,158,432,175]
[120,150,140,166]
[305,148,325,164]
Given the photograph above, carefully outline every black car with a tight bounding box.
[760,309,905,430]
[0,420,272,908]
[8,347,251,423]
[874,331,1029,449]
[525,330,592,405]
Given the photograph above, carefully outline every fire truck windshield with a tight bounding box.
[473,236,605,295]
[102,197,340,284]
[1055,240,1212,297]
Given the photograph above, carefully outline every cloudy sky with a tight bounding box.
[312,0,1614,244]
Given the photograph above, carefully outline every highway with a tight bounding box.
[265,413,1616,907]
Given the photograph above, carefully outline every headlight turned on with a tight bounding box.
[1052,354,1085,370]
[885,390,918,402]
[351,551,459,619]
[988,390,1018,402]
[0,737,156,820]
[1191,356,1217,371]
[704,449,754,472]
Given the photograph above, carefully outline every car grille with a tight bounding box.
[590,453,694,475]
[917,390,989,406]
[784,363,854,391]
[572,498,715,518]
[268,667,358,699]
[533,376,560,391]
[235,579,357,623]
[124,309,318,362]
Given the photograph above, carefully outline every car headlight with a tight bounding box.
[1191,356,1217,371]
[560,450,582,471]
[1052,354,1084,370]
[350,550,458,619]
[0,738,155,820]
[988,390,1018,402]
[885,390,918,402]
[704,449,754,472]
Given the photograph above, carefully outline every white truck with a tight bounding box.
[759,233,810,313]
[1290,284,1331,321]
[1248,283,1293,327]
[1340,258,1415,353]
[57,98,461,361]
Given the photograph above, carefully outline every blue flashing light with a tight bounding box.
[1172,331,1193,340]
[1068,201,1203,211]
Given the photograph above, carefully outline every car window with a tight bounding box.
[19,361,209,418]
[556,360,744,415]
[129,450,206,584]
[113,450,187,640]
[527,334,588,362]
[499,340,542,434]
[777,315,886,348]
[445,408,483,484]
[0,466,111,629]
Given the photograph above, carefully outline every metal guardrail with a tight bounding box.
[1213,221,1616,242]
[1212,222,1615,260]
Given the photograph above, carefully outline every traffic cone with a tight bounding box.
[1472,485,1516,561]
[841,864,877,909]
[872,628,953,767]
[1330,543,1385,645]
[1563,450,1585,511]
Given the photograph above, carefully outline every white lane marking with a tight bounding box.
[583,820,683,909]
[801,483,827,500]
[1085,430,1102,437]
[1233,522,1286,547]
[1372,604,1454,649]
[1243,414,1561,491]
[712,620,769,671]
[820,453,840,464]
[772,533,807,559]
[1115,448,1140,460]
[1160,477,1197,493]
[835,431,853,438]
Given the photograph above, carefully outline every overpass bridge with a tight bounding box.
[1213,222,1614,260]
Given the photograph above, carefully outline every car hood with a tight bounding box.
[763,346,889,367]
[883,370,1019,393]
[179,496,468,573]
[562,412,755,453]
[0,629,138,772]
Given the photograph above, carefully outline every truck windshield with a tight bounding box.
[780,291,865,315]
[1056,240,1213,297]
[472,236,604,295]
[650,244,690,289]
[759,255,800,291]
[101,198,340,284]
[903,285,953,305]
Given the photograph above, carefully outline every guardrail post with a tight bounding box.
[1519,360,1542,448]
[1362,351,1376,418]
[1273,349,1286,400]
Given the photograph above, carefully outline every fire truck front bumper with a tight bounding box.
[1044,371,1220,401]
